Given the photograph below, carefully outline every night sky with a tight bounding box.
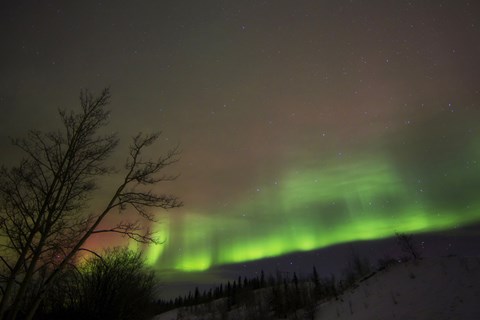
[1,0,480,293]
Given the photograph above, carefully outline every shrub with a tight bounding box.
[41,247,157,320]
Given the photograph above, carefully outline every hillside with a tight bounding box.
[153,256,480,320]
[319,256,480,319]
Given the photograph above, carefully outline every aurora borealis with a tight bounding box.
[147,144,480,272]
[1,0,480,286]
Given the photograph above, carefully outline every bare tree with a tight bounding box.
[0,88,182,320]
[395,232,420,261]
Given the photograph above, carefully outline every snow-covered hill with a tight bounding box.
[153,256,480,320]
[319,256,480,319]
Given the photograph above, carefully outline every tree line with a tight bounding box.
[158,233,420,320]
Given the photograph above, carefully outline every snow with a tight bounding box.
[153,309,178,320]
[153,256,480,320]
[318,256,480,319]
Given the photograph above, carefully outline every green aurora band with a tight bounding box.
[144,152,480,272]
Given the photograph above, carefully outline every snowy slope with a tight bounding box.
[317,256,480,320]
[153,256,480,320]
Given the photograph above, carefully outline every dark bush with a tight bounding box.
[40,248,157,320]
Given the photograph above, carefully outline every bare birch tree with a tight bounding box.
[395,232,420,261]
[0,88,182,320]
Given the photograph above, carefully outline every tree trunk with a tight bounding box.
[24,298,41,320]
[0,215,43,319]
[6,246,44,320]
